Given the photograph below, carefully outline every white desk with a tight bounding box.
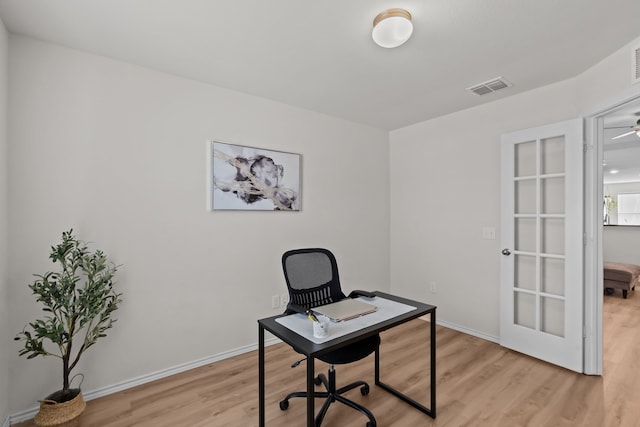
[275,296,416,343]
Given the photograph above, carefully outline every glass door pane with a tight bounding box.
[512,137,566,338]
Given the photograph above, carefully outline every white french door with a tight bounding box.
[500,118,584,372]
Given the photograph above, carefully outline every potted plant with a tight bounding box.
[604,195,617,225]
[15,229,122,426]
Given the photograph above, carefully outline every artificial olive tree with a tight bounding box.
[15,229,122,402]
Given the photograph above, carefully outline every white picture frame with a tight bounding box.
[207,140,301,211]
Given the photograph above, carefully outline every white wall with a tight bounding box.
[7,35,390,414]
[602,181,640,264]
[389,34,640,340]
[389,80,578,339]
[577,38,640,276]
[0,13,9,427]
[604,226,640,265]
[575,36,640,114]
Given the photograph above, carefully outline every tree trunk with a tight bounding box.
[62,352,70,391]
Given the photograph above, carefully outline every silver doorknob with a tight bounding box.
[501,249,511,256]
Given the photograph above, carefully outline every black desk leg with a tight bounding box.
[430,310,436,418]
[374,345,380,384]
[259,325,265,427]
[375,312,436,419]
[307,356,315,427]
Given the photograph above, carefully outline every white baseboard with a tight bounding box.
[417,313,499,343]
[436,319,499,343]
[9,337,282,425]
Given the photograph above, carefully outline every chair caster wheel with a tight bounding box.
[366,422,376,427]
[314,376,323,385]
[360,385,370,395]
[279,400,289,411]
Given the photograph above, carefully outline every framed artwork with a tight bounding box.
[208,141,301,211]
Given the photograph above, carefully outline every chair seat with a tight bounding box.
[318,335,380,365]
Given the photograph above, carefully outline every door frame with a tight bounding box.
[583,86,640,375]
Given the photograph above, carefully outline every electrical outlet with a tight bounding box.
[430,281,437,293]
[482,226,496,240]
[271,295,280,309]
[280,293,289,307]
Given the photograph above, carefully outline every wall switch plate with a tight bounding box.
[430,281,437,293]
[271,295,280,309]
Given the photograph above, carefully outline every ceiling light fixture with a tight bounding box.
[372,8,413,48]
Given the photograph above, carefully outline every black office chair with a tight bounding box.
[279,248,379,427]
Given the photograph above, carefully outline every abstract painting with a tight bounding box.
[209,141,301,211]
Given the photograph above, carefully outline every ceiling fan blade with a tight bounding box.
[612,130,636,140]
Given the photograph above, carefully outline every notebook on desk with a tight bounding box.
[313,298,377,322]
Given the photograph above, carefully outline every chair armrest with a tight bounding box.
[285,302,308,315]
[349,290,376,298]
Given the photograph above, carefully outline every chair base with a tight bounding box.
[279,365,376,427]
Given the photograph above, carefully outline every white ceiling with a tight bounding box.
[0,0,639,131]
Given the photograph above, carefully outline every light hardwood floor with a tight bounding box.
[13,292,640,426]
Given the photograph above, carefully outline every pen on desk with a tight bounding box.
[306,310,319,322]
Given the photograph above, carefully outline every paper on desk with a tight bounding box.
[275,296,416,344]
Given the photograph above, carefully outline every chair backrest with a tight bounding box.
[282,248,347,310]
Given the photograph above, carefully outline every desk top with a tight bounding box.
[258,291,436,358]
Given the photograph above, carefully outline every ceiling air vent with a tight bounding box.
[466,77,512,96]
[633,43,640,84]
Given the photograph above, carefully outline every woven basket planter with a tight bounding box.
[34,390,86,427]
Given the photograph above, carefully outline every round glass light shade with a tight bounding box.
[372,9,413,48]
